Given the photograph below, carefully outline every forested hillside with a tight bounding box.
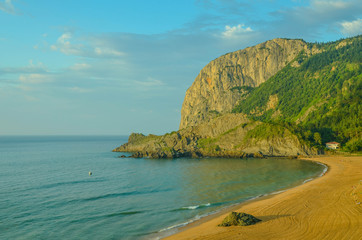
[232,36,361,152]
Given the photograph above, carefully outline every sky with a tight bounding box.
[0,0,361,136]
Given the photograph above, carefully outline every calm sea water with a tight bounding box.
[0,136,326,240]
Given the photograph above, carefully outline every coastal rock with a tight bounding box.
[180,38,317,129]
[113,113,318,158]
[219,212,261,227]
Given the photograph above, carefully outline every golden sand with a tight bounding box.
[165,156,362,240]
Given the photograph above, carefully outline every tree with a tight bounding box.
[314,132,322,145]
[304,130,313,141]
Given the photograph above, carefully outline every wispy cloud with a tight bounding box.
[94,47,123,57]
[0,0,16,15]
[312,0,350,11]
[340,18,362,36]
[135,77,164,89]
[50,32,124,58]
[69,86,93,93]
[19,73,53,84]
[0,61,48,75]
[69,63,90,71]
[50,32,86,56]
[262,0,362,40]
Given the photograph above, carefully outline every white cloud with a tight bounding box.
[50,32,85,56]
[340,18,362,36]
[135,77,164,89]
[50,32,124,58]
[0,0,15,14]
[312,0,350,11]
[222,24,253,39]
[19,74,53,84]
[94,47,123,57]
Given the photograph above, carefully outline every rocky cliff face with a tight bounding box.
[180,38,311,129]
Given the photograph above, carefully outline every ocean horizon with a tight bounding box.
[0,135,326,240]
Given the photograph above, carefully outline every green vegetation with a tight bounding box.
[197,137,221,152]
[221,124,242,136]
[230,85,254,92]
[232,36,362,151]
[244,123,289,141]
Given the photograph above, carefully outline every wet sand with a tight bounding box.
[165,156,362,240]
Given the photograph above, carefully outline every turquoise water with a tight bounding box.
[0,136,326,240]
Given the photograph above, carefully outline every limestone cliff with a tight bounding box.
[180,38,315,129]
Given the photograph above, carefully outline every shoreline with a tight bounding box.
[155,158,328,238]
[163,156,362,240]
[155,158,328,239]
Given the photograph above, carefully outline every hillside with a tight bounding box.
[232,36,361,151]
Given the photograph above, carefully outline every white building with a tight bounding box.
[326,142,340,149]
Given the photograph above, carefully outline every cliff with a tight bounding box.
[179,38,319,129]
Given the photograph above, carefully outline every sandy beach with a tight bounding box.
[165,156,362,240]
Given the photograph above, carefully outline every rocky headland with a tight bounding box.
[113,113,319,158]
[114,36,361,158]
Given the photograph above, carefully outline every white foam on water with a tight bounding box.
[181,203,211,210]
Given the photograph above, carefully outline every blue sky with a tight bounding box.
[0,0,361,135]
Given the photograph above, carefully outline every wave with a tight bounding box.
[106,211,144,217]
[67,187,172,204]
[317,162,328,177]
[79,191,140,202]
[181,203,211,210]
[31,178,106,191]
[170,203,212,212]
[69,210,144,224]
[303,178,314,184]
[159,215,202,232]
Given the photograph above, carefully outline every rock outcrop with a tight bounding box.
[219,212,261,227]
[113,113,319,158]
[180,38,312,129]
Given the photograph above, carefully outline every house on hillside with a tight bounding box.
[326,142,340,149]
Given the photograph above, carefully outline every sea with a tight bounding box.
[0,135,327,240]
